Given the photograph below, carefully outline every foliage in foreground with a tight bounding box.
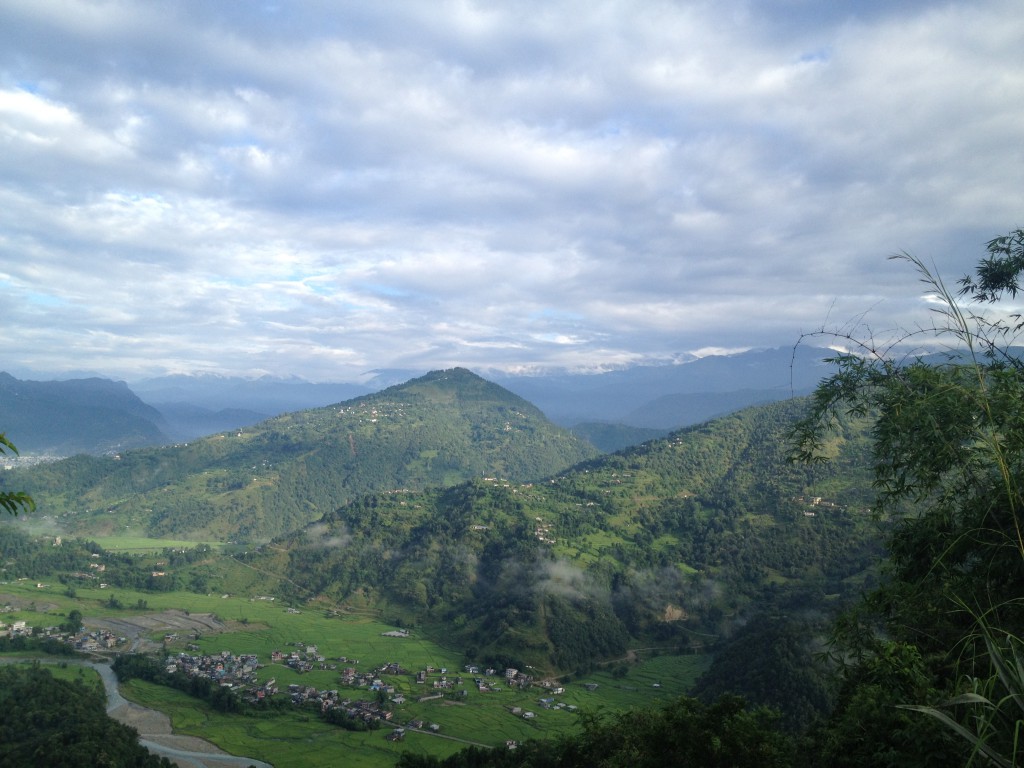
[790,228,1024,766]
[0,432,34,515]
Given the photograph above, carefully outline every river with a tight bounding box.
[2,658,273,768]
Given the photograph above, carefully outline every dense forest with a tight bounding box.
[0,664,172,767]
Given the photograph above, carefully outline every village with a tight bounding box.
[157,637,575,741]
[0,608,127,653]
[0,576,607,750]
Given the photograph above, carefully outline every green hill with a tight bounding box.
[233,396,882,673]
[6,369,599,542]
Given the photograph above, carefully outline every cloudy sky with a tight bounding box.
[1,1,1020,382]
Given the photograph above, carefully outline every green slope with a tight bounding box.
[7,369,599,542]
[244,397,882,673]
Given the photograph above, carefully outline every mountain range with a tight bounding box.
[493,344,835,427]
[4,364,881,675]
[0,345,838,456]
[0,360,888,704]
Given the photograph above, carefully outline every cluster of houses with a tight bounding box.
[533,517,556,544]
[340,661,407,691]
[385,720,444,742]
[794,495,844,517]
[334,400,408,426]
[509,697,576,720]
[0,619,28,636]
[269,643,339,673]
[165,650,262,690]
[150,635,585,744]
[73,628,125,652]
[0,614,127,653]
[162,645,403,725]
[288,683,395,723]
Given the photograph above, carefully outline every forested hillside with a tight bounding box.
[230,396,883,673]
[6,369,599,541]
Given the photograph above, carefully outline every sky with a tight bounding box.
[0,0,1021,383]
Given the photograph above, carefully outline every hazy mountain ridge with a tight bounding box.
[568,422,669,452]
[149,402,272,441]
[130,373,372,442]
[0,373,168,455]
[131,372,371,413]
[0,347,838,457]
[492,345,835,427]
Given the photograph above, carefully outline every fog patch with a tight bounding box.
[614,566,723,617]
[536,558,606,602]
[304,521,352,549]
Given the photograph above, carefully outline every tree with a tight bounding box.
[794,230,1024,635]
[792,228,1024,765]
[61,609,83,634]
[0,664,172,767]
[0,433,34,515]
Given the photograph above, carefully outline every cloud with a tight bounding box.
[536,558,605,601]
[304,522,352,550]
[0,0,1021,380]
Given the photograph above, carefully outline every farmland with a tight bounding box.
[0,577,709,768]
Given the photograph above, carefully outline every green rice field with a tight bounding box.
[1,567,711,768]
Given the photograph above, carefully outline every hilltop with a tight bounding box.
[7,369,599,542]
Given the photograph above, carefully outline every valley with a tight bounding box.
[0,365,884,766]
[0,575,709,767]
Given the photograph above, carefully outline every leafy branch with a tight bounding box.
[0,433,35,515]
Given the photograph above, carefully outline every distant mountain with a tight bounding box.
[493,346,837,428]
[147,403,271,441]
[569,422,669,452]
[622,388,796,429]
[0,346,839,458]
[12,369,600,541]
[131,374,371,439]
[131,373,371,412]
[0,373,168,455]
[357,369,427,390]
